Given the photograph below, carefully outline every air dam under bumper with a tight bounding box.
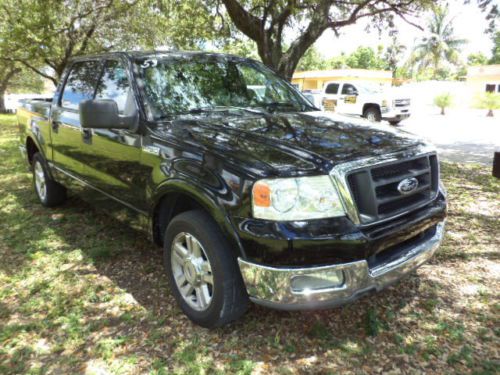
[238,221,445,310]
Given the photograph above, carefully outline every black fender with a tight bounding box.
[150,176,247,259]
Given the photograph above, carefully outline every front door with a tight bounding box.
[79,58,149,223]
[337,83,360,115]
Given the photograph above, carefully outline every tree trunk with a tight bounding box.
[487,109,494,117]
[0,67,21,113]
[441,107,445,115]
[0,89,6,113]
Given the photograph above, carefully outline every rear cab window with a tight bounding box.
[325,83,339,94]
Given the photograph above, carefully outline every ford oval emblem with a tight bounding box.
[397,177,419,195]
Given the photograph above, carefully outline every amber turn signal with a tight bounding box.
[252,182,271,207]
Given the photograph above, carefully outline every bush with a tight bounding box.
[475,92,500,117]
[433,93,453,115]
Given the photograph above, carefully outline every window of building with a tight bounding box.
[485,84,496,93]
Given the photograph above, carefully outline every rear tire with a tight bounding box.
[363,107,381,122]
[163,210,249,328]
[32,153,67,207]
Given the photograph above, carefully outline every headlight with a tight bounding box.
[382,99,389,107]
[252,176,345,221]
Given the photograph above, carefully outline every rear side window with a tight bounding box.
[95,60,131,114]
[61,61,101,110]
[325,83,339,94]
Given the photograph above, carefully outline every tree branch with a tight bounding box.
[220,0,264,42]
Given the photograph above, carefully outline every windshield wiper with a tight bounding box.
[257,102,303,113]
[186,106,266,115]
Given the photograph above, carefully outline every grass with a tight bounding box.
[1,113,499,374]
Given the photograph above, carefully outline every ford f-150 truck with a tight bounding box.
[320,81,411,125]
[17,51,446,328]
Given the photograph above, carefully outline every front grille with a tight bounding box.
[347,154,439,224]
[394,99,411,107]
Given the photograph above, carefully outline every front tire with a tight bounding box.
[363,107,381,122]
[32,153,67,207]
[163,210,249,328]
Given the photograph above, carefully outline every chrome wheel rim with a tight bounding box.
[34,161,47,201]
[171,232,214,311]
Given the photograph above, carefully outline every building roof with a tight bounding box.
[293,69,392,80]
[467,64,500,78]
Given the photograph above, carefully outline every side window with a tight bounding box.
[61,61,101,110]
[341,84,357,95]
[95,60,131,114]
[325,83,339,94]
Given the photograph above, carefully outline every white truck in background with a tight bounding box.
[315,81,411,125]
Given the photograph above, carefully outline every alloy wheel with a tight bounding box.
[34,161,47,201]
[171,232,214,311]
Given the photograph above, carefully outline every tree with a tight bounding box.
[296,47,330,71]
[0,60,45,112]
[155,0,231,50]
[467,52,489,66]
[490,31,500,64]
[212,0,433,80]
[345,46,386,69]
[409,6,467,79]
[327,53,348,69]
[476,92,500,117]
[0,0,163,86]
[0,62,20,113]
[384,31,407,77]
[433,92,453,115]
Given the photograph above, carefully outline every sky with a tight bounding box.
[314,0,495,61]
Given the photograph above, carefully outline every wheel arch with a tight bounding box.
[151,182,246,259]
[362,103,381,115]
[26,136,41,166]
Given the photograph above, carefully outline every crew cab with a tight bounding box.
[320,81,411,125]
[18,51,446,328]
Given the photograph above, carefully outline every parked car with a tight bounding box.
[319,81,411,125]
[17,51,446,328]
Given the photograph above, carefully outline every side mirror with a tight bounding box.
[79,99,137,130]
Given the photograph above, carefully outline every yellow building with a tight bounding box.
[291,69,393,91]
[466,64,500,95]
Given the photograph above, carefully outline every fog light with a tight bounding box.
[290,270,345,293]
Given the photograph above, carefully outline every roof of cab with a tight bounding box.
[70,50,246,62]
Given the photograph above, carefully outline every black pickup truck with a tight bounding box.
[17,51,447,328]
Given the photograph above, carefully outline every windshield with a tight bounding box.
[135,56,312,119]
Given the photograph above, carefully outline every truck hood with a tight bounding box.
[154,111,424,177]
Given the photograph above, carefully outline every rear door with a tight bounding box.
[51,60,102,180]
[322,82,340,112]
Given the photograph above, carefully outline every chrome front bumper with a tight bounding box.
[238,221,445,310]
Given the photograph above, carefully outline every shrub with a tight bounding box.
[475,92,500,117]
[433,93,453,115]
